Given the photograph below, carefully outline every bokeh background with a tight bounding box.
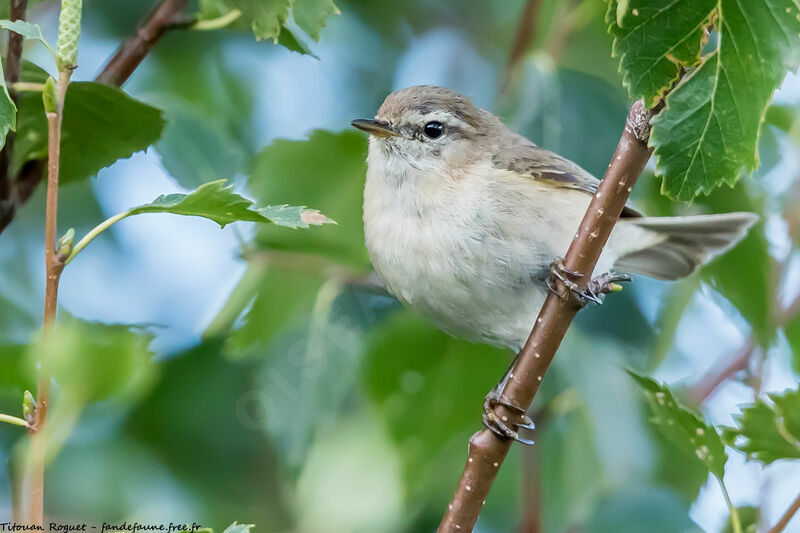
[2,0,800,531]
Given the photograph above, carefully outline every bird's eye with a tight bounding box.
[423,121,444,139]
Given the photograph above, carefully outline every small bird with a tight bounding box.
[352,86,756,438]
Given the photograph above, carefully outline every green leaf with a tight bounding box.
[221,522,254,533]
[361,311,521,506]
[249,130,370,267]
[722,388,800,464]
[14,82,166,184]
[32,318,156,404]
[293,0,339,41]
[200,0,291,42]
[277,23,317,56]
[198,0,338,46]
[629,372,727,479]
[129,179,268,228]
[126,180,335,230]
[0,54,17,151]
[0,19,56,61]
[647,0,800,200]
[607,0,715,107]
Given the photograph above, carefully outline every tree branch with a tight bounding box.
[768,490,800,533]
[437,99,659,532]
[0,0,29,214]
[95,0,191,86]
[28,69,70,527]
[501,0,543,91]
[0,0,191,236]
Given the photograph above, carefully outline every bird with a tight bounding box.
[351,85,756,440]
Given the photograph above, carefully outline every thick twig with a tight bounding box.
[687,292,800,404]
[0,0,29,210]
[501,0,543,91]
[437,100,658,532]
[519,433,542,533]
[0,0,190,235]
[28,69,70,527]
[95,0,191,86]
[768,491,800,533]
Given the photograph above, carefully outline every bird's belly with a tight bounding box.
[364,208,550,351]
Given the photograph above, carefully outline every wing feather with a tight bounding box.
[492,133,641,218]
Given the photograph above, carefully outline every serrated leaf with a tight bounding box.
[14,82,166,184]
[277,23,317,56]
[129,179,268,228]
[722,388,800,464]
[293,0,339,41]
[647,0,800,200]
[0,19,56,60]
[258,204,335,228]
[126,180,334,230]
[629,372,727,479]
[200,0,291,42]
[221,522,254,533]
[0,54,17,151]
[607,0,715,107]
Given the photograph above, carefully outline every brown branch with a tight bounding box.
[438,99,659,532]
[0,0,29,212]
[768,490,800,533]
[28,69,70,527]
[0,0,191,235]
[95,0,192,86]
[687,291,800,404]
[519,429,542,533]
[501,0,543,91]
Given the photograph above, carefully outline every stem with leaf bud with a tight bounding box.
[27,1,82,525]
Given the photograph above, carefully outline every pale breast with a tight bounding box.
[362,156,595,350]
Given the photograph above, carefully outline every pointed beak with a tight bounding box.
[351,118,398,138]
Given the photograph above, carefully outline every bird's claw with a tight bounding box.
[548,257,631,306]
[482,392,535,445]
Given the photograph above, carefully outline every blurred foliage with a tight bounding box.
[631,373,727,479]
[0,0,799,531]
[14,63,165,184]
[722,388,800,464]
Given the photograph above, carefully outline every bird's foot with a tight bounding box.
[548,257,631,305]
[482,391,535,445]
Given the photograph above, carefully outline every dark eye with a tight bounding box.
[423,121,444,139]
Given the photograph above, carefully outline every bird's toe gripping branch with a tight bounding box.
[482,391,536,445]
[547,257,631,305]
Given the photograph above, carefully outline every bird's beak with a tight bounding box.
[351,118,398,138]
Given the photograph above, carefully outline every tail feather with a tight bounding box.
[613,212,759,280]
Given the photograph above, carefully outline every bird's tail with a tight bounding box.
[612,212,759,280]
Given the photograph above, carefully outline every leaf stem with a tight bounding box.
[191,9,241,31]
[0,413,30,428]
[64,210,131,265]
[718,476,742,533]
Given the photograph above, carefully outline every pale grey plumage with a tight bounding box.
[356,85,757,350]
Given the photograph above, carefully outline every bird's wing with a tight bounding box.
[492,134,641,218]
